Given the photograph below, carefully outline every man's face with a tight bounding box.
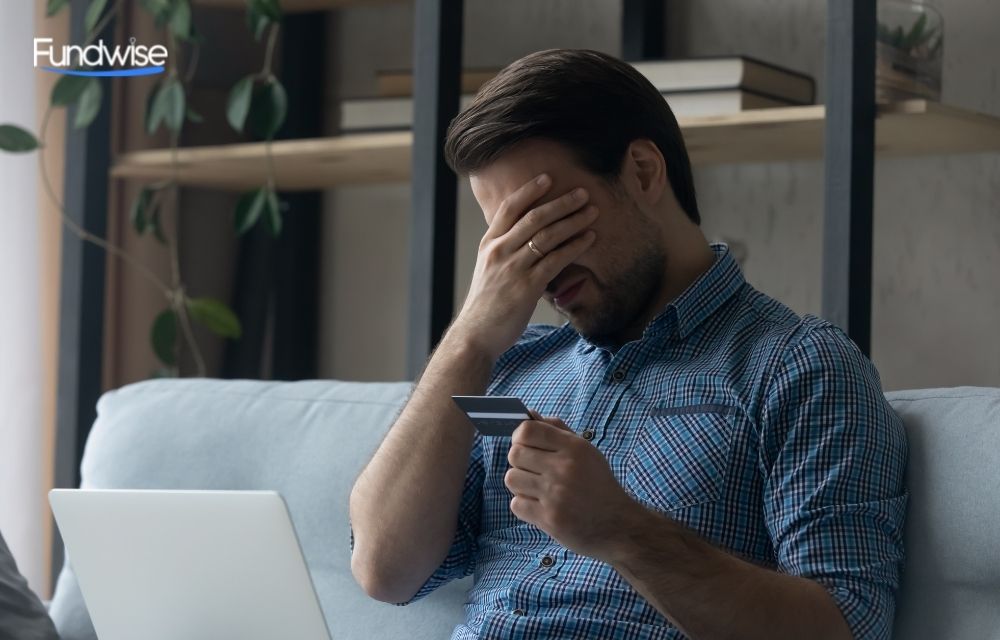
[470,139,668,348]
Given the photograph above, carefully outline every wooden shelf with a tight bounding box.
[110,100,1000,191]
[193,0,404,11]
[111,133,411,190]
[679,99,1000,165]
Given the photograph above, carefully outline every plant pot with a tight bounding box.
[876,1,943,103]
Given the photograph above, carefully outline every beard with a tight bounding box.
[551,234,667,350]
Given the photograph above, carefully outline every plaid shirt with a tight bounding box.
[399,243,907,639]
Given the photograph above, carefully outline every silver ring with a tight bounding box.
[527,239,546,258]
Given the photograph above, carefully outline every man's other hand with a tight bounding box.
[504,416,636,563]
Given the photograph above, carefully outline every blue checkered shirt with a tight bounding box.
[398,243,907,639]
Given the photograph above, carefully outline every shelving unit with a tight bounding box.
[62,0,998,466]
[110,100,1000,190]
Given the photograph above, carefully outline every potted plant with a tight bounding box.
[876,0,944,102]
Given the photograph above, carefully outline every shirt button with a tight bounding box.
[540,555,555,568]
[581,429,595,441]
[612,368,626,382]
[512,608,525,616]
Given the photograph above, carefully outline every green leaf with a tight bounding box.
[250,0,282,22]
[150,207,168,244]
[73,78,103,129]
[234,187,267,234]
[169,0,192,40]
[186,106,204,124]
[249,78,287,140]
[46,0,70,17]
[226,75,255,133]
[247,8,270,41]
[903,12,928,50]
[186,297,242,339]
[0,125,40,153]
[51,74,92,107]
[163,79,186,133]
[148,78,185,134]
[85,0,109,34]
[151,308,178,366]
[130,187,154,233]
[264,188,282,236]
[246,0,280,41]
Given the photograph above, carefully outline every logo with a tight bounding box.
[33,37,167,77]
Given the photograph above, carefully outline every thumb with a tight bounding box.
[527,410,574,433]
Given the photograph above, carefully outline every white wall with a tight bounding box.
[0,0,48,598]
[319,0,1000,390]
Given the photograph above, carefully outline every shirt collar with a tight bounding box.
[644,242,745,342]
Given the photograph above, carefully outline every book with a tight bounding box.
[338,89,797,132]
[374,56,815,105]
[661,88,796,116]
[631,56,815,104]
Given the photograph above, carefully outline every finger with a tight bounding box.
[504,467,544,497]
[504,187,591,250]
[509,494,542,525]
[520,205,599,262]
[483,174,552,242]
[507,442,551,474]
[512,420,572,452]
[529,230,598,286]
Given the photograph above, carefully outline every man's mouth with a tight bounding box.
[550,278,586,307]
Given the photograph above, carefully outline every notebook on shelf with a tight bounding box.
[373,56,815,105]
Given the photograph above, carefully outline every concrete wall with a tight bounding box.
[319,0,1000,391]
[679,0,1000,390]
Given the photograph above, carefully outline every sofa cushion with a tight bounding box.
[886,386,1000,640]
[48,378,470,640]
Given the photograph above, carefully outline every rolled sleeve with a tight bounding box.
[759,323,908,639]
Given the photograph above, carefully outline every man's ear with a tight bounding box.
[623,139,667,206]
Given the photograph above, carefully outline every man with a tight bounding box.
[0,530,59,639]
[350,49,906,640]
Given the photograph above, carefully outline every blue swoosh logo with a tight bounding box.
[41,66,165,77]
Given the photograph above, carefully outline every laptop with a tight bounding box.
[49,489,332,640]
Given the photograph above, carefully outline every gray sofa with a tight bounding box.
[47,379,1000,639]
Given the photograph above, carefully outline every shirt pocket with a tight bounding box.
[624,406,736,512]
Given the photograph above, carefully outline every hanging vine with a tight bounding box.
[0,0,289,377]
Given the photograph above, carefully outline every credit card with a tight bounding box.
[452,395,532,437]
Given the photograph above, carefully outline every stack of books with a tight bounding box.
[339,56,815,133]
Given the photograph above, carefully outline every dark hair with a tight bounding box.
[444,48,700,224]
